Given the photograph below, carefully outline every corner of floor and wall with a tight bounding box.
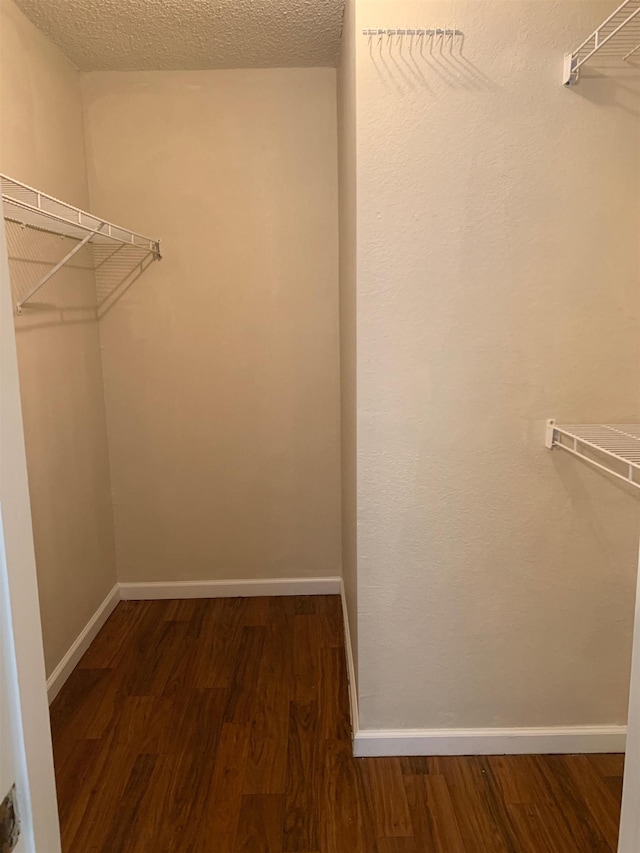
[2,0,640,764]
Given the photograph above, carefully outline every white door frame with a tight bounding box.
[617,541,640,852]
[0,201,61,851]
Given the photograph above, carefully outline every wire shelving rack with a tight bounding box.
[1,174,161,314]
[546,420,640,490]
[564,0,640,84]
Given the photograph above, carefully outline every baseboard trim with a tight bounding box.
[47,579,624,761]
[353,726,627,757]
[46,583,120,704]
[45,576,342,705]
[339,579,359,740]
[119,576,342,600]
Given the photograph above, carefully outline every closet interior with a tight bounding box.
[2,0,640,850]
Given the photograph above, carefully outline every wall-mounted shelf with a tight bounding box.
[563,0,640,85]
[546,420,640,490]
[1,174,161,314]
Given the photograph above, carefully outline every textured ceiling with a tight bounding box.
[14,0,345,70]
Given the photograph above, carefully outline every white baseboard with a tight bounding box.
[46,583,120,704]
[353,725,626,757]
[45,576,342,705]
[119,576,342,600]
[47,578,625,761]
[339,579,359,739]
[337,589,625,757]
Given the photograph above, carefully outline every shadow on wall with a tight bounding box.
[93,243,155,318]
[367,32,640,110]
[572,66,640,118]
[5,220,154,329]
[365,31,496,94]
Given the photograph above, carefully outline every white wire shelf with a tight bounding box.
[546,420,640,490]
[563,0,640,85]
[1,174,161,314]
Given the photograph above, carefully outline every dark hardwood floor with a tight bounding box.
[50,596,624,852]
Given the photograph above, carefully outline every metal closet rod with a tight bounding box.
[4,195,161,255]
[4,199,146,248]
[1,174,161,254]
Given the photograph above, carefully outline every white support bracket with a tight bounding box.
[16,222,105,315]
[545,418,557,449]
[562,55,579,86]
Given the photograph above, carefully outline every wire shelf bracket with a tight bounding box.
[1,174,162,314]
[546,419,640,491]
[563,0,640,85]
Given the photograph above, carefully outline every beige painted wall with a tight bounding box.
[0,0,117,676]
[353,0,640,730]
[81,69,341,582]
[338,0,358,675]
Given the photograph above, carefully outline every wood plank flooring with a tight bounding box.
[50,596,624,852]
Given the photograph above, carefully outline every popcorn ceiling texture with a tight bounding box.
[13,0,345,70]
